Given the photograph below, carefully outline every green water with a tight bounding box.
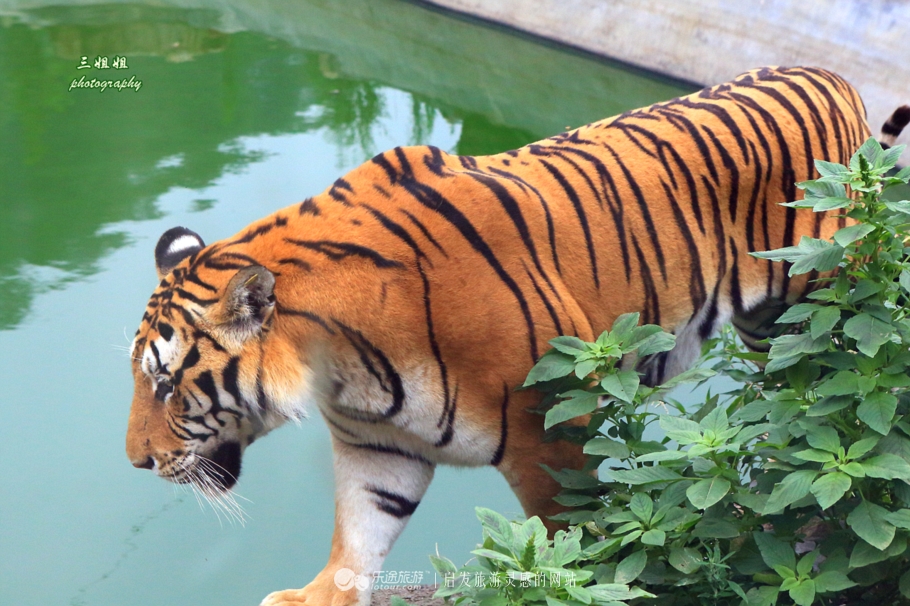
[0,1,694,604]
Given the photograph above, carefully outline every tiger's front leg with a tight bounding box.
[260,437,436,606]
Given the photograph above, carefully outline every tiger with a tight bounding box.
[124,66,909,606]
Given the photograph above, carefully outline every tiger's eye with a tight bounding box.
[155,380,173,401]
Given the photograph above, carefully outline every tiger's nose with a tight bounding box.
[131,456,155,470]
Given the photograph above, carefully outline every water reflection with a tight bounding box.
[0,0,690,330]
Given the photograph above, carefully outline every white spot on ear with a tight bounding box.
[167,234,203,256]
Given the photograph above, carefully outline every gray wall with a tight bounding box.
[426,0,910,162]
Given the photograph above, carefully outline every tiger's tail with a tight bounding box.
[881,105,910,149]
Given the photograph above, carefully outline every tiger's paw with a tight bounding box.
[259,568,368,606]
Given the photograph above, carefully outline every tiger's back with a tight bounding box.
[125,66,873,606]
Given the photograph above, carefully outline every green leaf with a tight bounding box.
[629,493,653,523]
[900,270,910,295]
[524,351,576,386]
[692,517,740,538]
[390,597,410,606]
[792,449,835,463]
[754,531,796,570]
[542,465,602,489]
[857,391,897,435]
[902,570,910,599]
[846,436,880,460]
[764,470,817,514]
[545,392,599,429]
[624,324,663,353]
[610,312,640,341]
[849,535,908,568]
[659,416,703,444]
[641,529,666,546]
[840,462,866,478]
[634,449,687,462]
[810,472,852,509]
[429,554,458,575]
[687,477,732,510]
[600,370,640,404]
[811,306,841,339]
[751,236,845,276]
[614,549,647,584]
[699,405,729,434]
[608,466,684,485]
[635,332,677,357]
[472,548,516,564]
[816,370,860,396]
[587,583,656,602]
[777,303,823,324]
[475,508,514,550]
[847,499,896,550]
[885,509,910,529]
[549,336,587,356]
[583,437,631,459]
[805,425,841,453]
[807,395,853,416]
[796,551,817,577]
[862,453,910,480]
[768,332,829,360]
[815,159,850,179]
[668,546,703,574]
[789,579,816,606]
[849,279,885,304]
[843,313,893,358]
[573,358,600,380]
[834,223,875,247]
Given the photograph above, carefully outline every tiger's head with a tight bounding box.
[125,226,302,497]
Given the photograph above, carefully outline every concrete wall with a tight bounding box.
[425,0,910,162]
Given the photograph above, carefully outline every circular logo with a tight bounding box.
[334,568,357,591]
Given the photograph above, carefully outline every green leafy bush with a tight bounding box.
[432,139,910,605]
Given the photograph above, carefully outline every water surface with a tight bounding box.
[0,2,694,604]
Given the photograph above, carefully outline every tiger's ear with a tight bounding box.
[155,227,205,280]
[212,265,276,341]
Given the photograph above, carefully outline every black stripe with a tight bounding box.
[463,168,556,293]
[172,344,200,385]
[488,166,561,275]
[157,322,174,341]
[537,158,599,288]
[435,383,457,447]
[334,321,404,419]
[348,441,433,466]
[299,198,321,215]
[700,124,741,221]
[631,235,660,326]
[398,176,539,361]
[490,384,509,466]
[184,273,217,293]
[414,260,450,432]
[361,203,429,264]
[149,340,165,373]
[603,144,668,282]
[658,178,707,311]
[522,261,563,335]
[277,306,337,335]
[277,258,312,271]
[399,209,448,258]
[284,239,404,269]
[367,487,420,518]
[222,357,243,408]
[175,288,218,306]
[543,145,631,282]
